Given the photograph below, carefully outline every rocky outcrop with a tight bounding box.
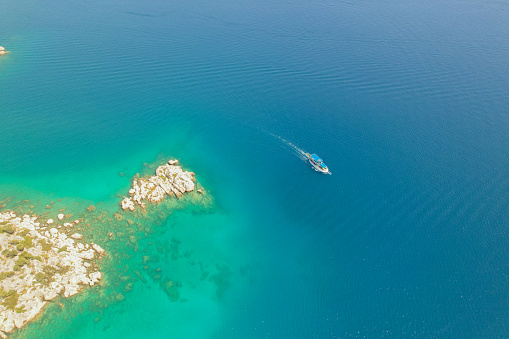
[0,47,8,56]
[121,197,135,211]
[120,160,195,211]
[70,233,83,240]
[92,243,105,256]
[0,211,104,334]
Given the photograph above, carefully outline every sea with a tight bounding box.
[0,0,508,338]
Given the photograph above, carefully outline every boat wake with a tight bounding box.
[269,133,308,161]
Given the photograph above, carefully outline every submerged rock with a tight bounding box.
[163,280,180,302]
[123,282,133,293]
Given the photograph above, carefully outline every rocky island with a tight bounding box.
[0,211,104,336]
[121,159,195,211]
[0,47,8,56]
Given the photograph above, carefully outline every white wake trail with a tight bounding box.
[269,133,308,160]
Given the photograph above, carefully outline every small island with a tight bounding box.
[0,211,104,336]
[121,159,196,211]
[0,47,8,56]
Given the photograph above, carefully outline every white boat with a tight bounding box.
[306,153,331,174]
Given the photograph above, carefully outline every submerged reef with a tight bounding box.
[121,159,195,211]
[0,47,8,56]
[0,212,104,336]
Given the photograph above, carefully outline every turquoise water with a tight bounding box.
[1,0,509,337]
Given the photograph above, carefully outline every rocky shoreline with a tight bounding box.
[121,159,195,211]
[0,211,104,336]
[0,47,8,56]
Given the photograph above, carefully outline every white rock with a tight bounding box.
[81,251,96,260]
[43,289,58,301]
[47,219,54,224]
[63,285,80,298]
[1,318,15,333]
[57,214,64,220]
[92,243,105,256]
[168,159,179,165]
[13,312,26,329]
[121,197,135,211]
[71,233,83,239]
[89,272,102,284]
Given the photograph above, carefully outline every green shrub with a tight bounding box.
[35,265,70,286]
[4,249,18,258]
[34,272,45,282]
[14,253,29,267]
[0,224,15,234]
[57,246,68,253]
[43,264,70,276]
[13,251,41,270]
[39,239,52,251]
[18,230,29,237]
[22,236,34,249]
[0,287,14,298]
[0,272,15,280]
[1,291,19,310]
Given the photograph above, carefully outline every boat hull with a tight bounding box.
[307,157,330,174]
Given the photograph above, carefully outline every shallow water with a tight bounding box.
[1,0,508,337]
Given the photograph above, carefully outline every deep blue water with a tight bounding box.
[1,0,508,337]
